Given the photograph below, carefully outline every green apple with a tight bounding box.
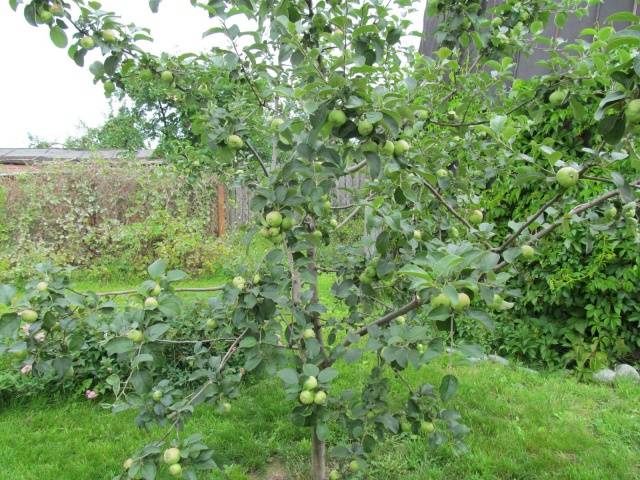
[299,390,314,405]
[206,318,218,329]
[127,329,144,343]
[431,293,451,308]
[163,448,181,465]
[436,168,449,178]
[469,209,483,225]
[357,120,374,136]
[328,109,347,126]
[626,99,640,123]
[144,297,159,309]
[232,276,246,290]
[521,244,535,259]
[359,272,373,285]
[314,390,327,405]
[64,366,75,379]
[413,229,422,241]
[455,292,471,311]
[260,227,271,238]
[226,134,244,150]
[123,458,134,470]
[302,328,316,339]
[101,29,118,43]
[394,139,410,155]
[450,226,460,238]
[151,283,162,296]
[252,273,261,284]
[38,10,53,23]
[604,205,617,219]
[303,376,318,390]
[160,70,174,84]
[104,81,115,95]
[268,227,280,237]
[266,211,283,227]
[79,36,95,49]
[556,166,579,188]
[222,401,232,413]
[152,390,163,402]
[271,118,284,129]
[415,109,429,120]
[330,218,338,228]
[168,463,182,477]
[281,217,294,231]
[549,89,567,106]
[329,470,341,480]
[349,460,360,472]
[310,230,323,241]
[380,140,395,156]
[20,310,38,322]
[139,68,154,81]
[420,421,435,433]
[396,315,406,325]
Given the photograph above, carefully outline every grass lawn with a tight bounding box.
[1,276,639,479]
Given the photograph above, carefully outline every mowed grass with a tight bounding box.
[1,275,639,479]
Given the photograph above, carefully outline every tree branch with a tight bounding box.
[493,178,640,270]
[245,139,270,177]
[494,149,601,253]
[421,179,493,249]
[345,158,368,175]
[325,297,423,366]
[336,204,362,230]
[94,286,225,297]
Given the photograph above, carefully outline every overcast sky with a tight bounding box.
[0,1,425,148]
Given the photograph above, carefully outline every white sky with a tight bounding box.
[0,1,425,147]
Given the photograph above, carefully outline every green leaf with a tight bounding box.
[0,313,19,338]
[0,285,16,305]
[148,259,167,279]
[239,336,257,349]
[149,0,161,12]
[166,270,187,282]
[105,337,135,355]
[316,423,330,442]
[50,26,68,48]
[277,368,299,385]
[145,323,169,341]
[440,374,458,402]
[318,367,338,383]
[53,357,72,377]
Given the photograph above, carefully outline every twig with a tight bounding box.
[336,205,362,230]
[96,286,225,297]
[421,179,493,249]
[494,148,601,253]
[326,297,423,366]
[494,191,564,253]
[245,140,270,177]
[493,178,640,271]
[345,158,368,175]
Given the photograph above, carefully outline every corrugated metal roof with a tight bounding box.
[0,148,158,165]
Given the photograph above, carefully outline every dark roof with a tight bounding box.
[0,148,159,165]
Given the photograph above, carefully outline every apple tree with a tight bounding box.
[3,0,640,479]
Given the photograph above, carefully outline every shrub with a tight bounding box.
[0,162,239,281]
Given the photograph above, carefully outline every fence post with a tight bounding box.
[217,183,226,237]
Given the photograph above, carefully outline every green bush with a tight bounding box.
[0,162,240,282]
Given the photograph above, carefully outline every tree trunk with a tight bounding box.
[311,427,327,480]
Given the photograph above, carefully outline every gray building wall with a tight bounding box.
[419,1,638,78]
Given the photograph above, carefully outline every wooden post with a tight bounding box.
[217,183,226,237]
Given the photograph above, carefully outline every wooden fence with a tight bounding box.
[223,173,367,234]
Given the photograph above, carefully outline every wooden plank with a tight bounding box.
[217,183,226,237]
